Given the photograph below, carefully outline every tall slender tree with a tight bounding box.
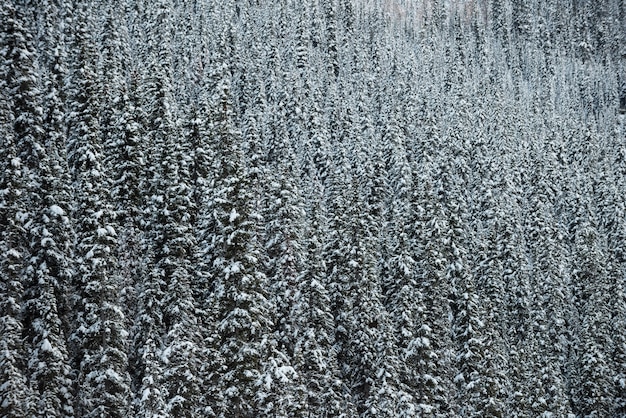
[65,3,132,416]
[0,3,38,415]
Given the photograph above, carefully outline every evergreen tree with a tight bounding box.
[0,3,37,416]
[263,110,311,415]
[205,63,288,418]
[569,186,615,417]
[145,62,202,418]
[522,154,574,418]
[325,107,414,416]
[292,183,350,417]
[65,4,131,416]
[409,164,458,418]
[133,2,204,415]
[0,0,624,416]
[6,2,76,417]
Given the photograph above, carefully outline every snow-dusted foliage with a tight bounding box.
[1,0,626,416]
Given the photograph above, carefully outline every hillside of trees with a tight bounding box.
[1,0,626,416]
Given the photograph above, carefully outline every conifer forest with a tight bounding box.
[2,0,626,416]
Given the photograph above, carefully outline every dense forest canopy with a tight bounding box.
[1,0,625,416]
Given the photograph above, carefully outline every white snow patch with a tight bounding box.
[161,346,172,364]
[224,261,242,276]
[7,249,21,259]
[420,324,432,333]
[274,365,296,383]
[168,395,186,408]
[40,338,53,352]
[41,237,55,247]
[415,336,430,348]
[229,208,239,223]
[141,388,150,401]
[50,204,65,216]
[419,404,435,414]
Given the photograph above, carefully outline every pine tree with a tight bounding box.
[97,1,146,240]
[145,63,202,418]
[491,0,509,43]
[377,110,434,416]
[569,186,614,417]
[5,2,76,417]
[184,72,224,417]
[0,3,37,416]
[129,58,167,417]
[133,1,204,415]
[324,103,414,416]
[322,0,340,77]
[522,153,574,418]
[291,182,351,417]
[433,139,502,418]
[262,106,311,415]
[466,121,510,418]
[66,4,131,416]
[408,163,458,417]
[205,63,286,418]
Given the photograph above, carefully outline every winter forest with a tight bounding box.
[1,0,626,416]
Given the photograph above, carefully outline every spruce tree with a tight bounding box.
[0,3,37,416]
[292,185,350,417]
[205,62,285,417]
[146,66,202,418]
[66,4,131,416]
[6,2,76,417]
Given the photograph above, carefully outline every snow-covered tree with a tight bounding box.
[203,60,292,417]
[65,4,132,416]
[5,3,76,417]
[0,3,38,416]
